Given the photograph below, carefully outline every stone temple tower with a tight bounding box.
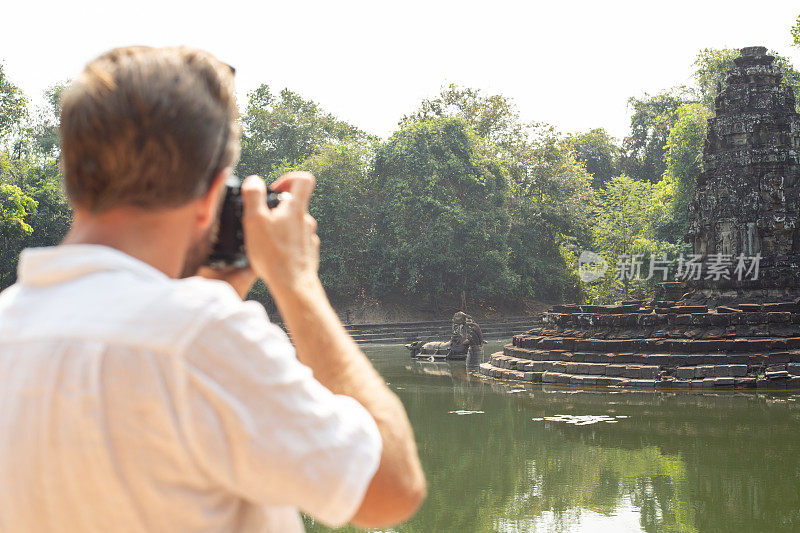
[686,46,800,290]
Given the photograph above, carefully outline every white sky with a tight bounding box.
[2,0,798,141]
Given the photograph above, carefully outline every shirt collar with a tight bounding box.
[17,245,169,287]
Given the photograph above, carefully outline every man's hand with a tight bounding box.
[240,172,321,299]
[195,171,317,301]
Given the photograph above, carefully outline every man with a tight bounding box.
[0,46,425,531]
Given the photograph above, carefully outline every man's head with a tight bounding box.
[61,46,240,212]
[60,46,241,277]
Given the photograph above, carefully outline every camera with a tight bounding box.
[205,174,285,268]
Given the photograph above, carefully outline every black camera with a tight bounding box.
[205,174,283,268]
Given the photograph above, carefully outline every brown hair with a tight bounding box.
[60,46,240,212]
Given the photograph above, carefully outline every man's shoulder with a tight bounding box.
[170,276,248,315]
[157,277,274,352]
[111,272,248,319]
[130,276,267,348]
[0,271,263,355]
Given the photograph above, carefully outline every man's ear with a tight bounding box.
[197,168,231,227]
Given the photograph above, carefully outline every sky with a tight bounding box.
[1,0,798,141]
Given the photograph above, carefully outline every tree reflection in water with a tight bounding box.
[304,343,800,533]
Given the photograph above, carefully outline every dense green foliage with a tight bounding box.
[302,141,376,300]
[507,124,594,300]
[2,19,799,306]
[371,118,516,301]
[656,103,711,241]
[237,85,374,180]
[400,86,595,301]
[587,176,677,302]
[0,182,36,285]
[567,128,620,189]
[0,66,71,288]
[400,84,525,156]
[0,64,27,145]
[241,84,595,308]
[794,15,800,48]
[620,89,691,184]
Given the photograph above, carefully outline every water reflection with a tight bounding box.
[305,343,800,533]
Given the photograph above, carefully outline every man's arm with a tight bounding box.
[240,172,425,528]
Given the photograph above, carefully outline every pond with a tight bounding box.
[305,341,800,532]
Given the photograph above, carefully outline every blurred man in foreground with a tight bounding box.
[0,46,424,532]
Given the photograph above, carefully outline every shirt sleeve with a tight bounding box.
[175,300,382,528]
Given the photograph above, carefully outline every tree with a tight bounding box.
[237,85,374,179]
[513,125,595,241]
[506,124,595,301]
[400,84,524,154]
[0,153,71,289]
[0,63,28,150]
[18,160,71,249]
[792,14,799,48]
[620,89,693,183]
[591,175,674,301]
[0,68,71,289]
[372,117,517,308]
[402,87,595,302]
[0,183,37,286]
[566,128,620,189]
[30,83,67,157]
[655,103,711,243]
[300,141,377,301]
[693,48,738,109]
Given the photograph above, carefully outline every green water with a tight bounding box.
[306,341,800,533]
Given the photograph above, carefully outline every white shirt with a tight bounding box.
[0,245,382,532]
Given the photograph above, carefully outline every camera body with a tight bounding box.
[205,174,282,268]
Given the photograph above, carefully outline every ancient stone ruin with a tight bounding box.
[685,45,800,301]
[480,46,800,389]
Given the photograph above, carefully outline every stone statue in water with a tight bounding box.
[451,311,470,350]
[465,315,486,369]
[405,312,487,369]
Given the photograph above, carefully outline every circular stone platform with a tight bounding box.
[479,300,800,389]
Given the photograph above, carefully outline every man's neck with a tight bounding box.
[63,206,194,279]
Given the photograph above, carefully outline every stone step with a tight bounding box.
[346,319,533,344]
[350,325,524,336]
[534,310,800,329]
[522,329,795,343]
[483,295,800,390]
[347,322,533,336]
[349,326,520,341]
[513,335,800,353]
[343,316,534,334]
[478,360,800,389]
[489,352,771,379]
[490,354,661,377]
[549,304,646,314]
[503,345,800,365]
